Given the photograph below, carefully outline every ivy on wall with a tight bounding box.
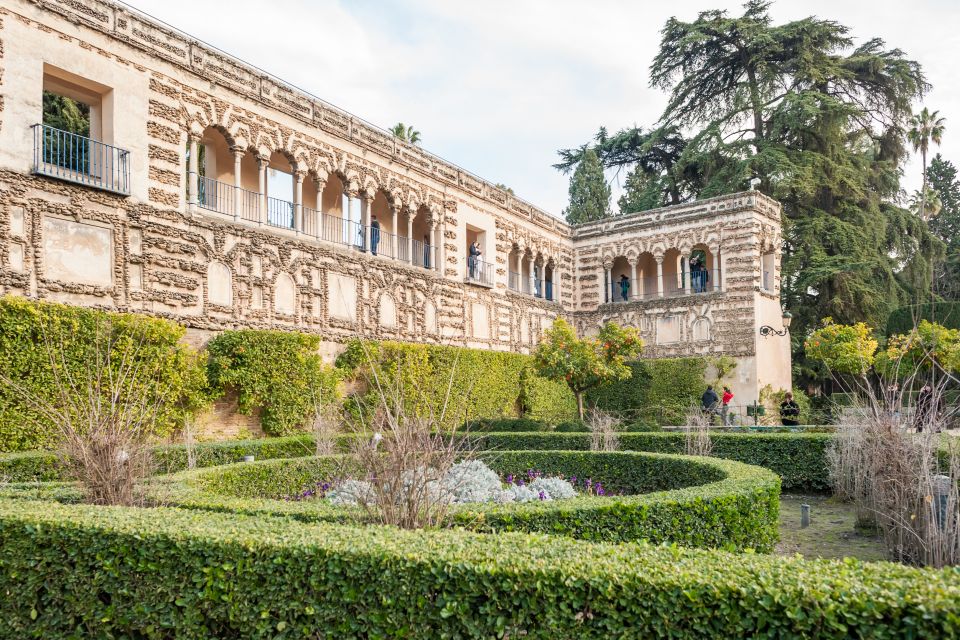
[0,296,209,453]
[206,330,340,437]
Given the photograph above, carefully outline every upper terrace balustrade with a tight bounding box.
[31,124,130,195]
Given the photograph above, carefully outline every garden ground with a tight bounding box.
[777,494,886,562]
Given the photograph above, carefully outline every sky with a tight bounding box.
[124,0,960,217]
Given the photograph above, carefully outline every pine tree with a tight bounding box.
[928,154,960,299]
[563,149,611,225]
[618,163,663,214]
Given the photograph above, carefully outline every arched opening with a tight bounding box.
[611,255,631,303]
[520,249,534,294]
[265,151,294,229]
[206,260,232,307]
[319,173,349,246]
[531,253,545,298]
[689,244,717,294]
[544,259,555,301]
[301,172,322,236]
[369,190,394,258]
[194,126,234,216]
[636,252,658,299]
[761,249,775,291]
[508,244,522,291]
[412,205,433,269]
[662,248,683,297]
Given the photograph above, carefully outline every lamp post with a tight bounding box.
[759,311,792,337]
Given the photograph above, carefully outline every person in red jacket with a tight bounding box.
[721,386,734,425]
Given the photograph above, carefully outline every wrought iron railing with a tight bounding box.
[466,257,495,286]
[266,197,294,229]
[607,269,722,303]
[545,280,554,301]
[368,227,403,259]
[197,175,233,215]
[508,270,521,291]
[412,239,435,269]
[32,123,130,195]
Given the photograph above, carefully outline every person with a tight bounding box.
[915,383,934,432]
[369,215,380,256]
[779,392,801,426]
[423,234,431,269]
[619,274,630,302]
[468,241,481,279]
[721,386,734,425]
[692,259,709,293]
[701,385,719,419]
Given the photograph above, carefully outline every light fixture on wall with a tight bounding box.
[759,311,792,337]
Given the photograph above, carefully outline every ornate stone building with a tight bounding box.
[0,0,791,408]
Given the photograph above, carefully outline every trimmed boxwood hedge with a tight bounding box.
[1,500,958,638]
[153,450,781,552]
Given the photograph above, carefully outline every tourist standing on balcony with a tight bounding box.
[370,215,381,256]
[619,274,630,302]
[721,386,734,425]
[692,259,708,293]
[468,241,481,279]
[424,234,432,268]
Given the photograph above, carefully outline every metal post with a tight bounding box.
[800,503,810,528]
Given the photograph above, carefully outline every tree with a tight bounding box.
[875,320,960,376]
[617,163,664,214]
[907,108,946,222]
[390,122,421,145]
[804,319,879,378]
[562,149,611,225]
[927,155,960,298]
[560,1,941,390]
[532,318,642,419]
[42,91,90,135]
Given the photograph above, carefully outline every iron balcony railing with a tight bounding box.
[508,270,521,291]
[32,123,130,195]
[197,175,233,216]
[607,269,722,303]
[267,196,294,230]
[466,257,495,287]
[367,227,404,260]
[545,280,554,301]
[412,238,436,270]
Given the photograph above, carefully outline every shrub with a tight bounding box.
[887,302,960,336]
[206,330,340,436]
[587,357,707,425]
[0,296,208,452]
[338,339,578,428]
[2,498,958,638]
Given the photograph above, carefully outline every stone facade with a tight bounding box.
[0,0,792,409]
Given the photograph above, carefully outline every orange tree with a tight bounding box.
[532,318,643,419]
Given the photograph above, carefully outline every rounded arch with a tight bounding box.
[611,255,632,303]
[273,272,297,316]
[662,247,683,296]
[689,243,717,294]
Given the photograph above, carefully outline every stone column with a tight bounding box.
[359,193,370,252]
[434,220,444,274]
[293,171,304,235]
[390,204,398,258]
[314,180,326,237]
[257,156,268,225]
[187,134,199,212]
[712,245,722,292]
[553,264,561,304]
[406,210,414,265]
[232,148,243,221]
[604,264,613,303]
[683,256,692,295]
[629,258,639,300]
[655,256,664,298]
[527,255,536,294]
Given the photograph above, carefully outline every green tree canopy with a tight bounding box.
[532,319,643,418]
[928,154,960,299]
[562,149,612,225]
[390,122,421,145]
[42,91,90,136]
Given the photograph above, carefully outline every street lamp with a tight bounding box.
[759,311,792,337]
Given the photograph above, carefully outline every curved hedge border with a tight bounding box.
[150,450,781,552]
[1,500,958,638]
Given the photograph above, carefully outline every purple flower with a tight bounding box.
[506,474,514,485]
[527,469,535,479]
[570,475,577,485]
[538,490,547,501]
[518,480,525,487]
[596,484,605,496]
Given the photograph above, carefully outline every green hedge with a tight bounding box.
[154,450,780,552]
[0,296,208,452]
[464,417,588,432]
[469,431,833,492]
[587,357,707,425]
[206,330,340,436]
[1,500,958,638]
[337,339,578,427]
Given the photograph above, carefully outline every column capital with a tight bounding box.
[293,170,306,183]
[230,146,245,159]
[602,261,613,270]
[627,257,638,267]
[256,155,269,169]
[654,254,664,264]
[187,132,203,144]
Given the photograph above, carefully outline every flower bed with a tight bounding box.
[148,450,780,551]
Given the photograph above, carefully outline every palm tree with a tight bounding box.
[907,108,946,222]
[391,122,421,145]
[909,187,942,220]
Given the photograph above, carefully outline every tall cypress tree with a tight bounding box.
[563,149,611,225]
[928,154,960,299]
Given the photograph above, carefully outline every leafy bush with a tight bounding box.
[206,330,340,436]
[337,339,577,428]
[0,296,209,452]
[587,358,707,425]
[3,495,958,638]
[887,302,960,336]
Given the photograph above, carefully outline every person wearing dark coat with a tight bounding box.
[701,385,719,412]
[780,392,801,426]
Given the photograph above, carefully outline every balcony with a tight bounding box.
[32,123,130,195]
[466,257,495,288]
[606,269,721,304]
[508,270,556,301]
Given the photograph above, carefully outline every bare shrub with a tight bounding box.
[341,342,475,529]
[826,345,960,567]
[683,407,713,457]
[585,408,620,452]
[0,318,191,506]
[309,384,341,456]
